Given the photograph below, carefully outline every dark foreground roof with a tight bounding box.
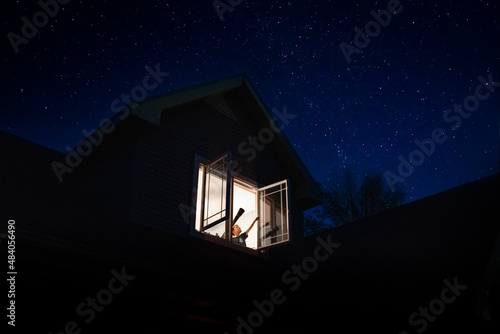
[299,173,499,333]
[1,129,498,333]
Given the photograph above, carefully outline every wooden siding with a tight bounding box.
[132,91,307,263]
[73,88,312,265]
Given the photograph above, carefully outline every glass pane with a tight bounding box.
[203,220,226,238]
[203,156,228,227]
[258,180,289,249]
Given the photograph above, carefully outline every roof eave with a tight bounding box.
[131,74,250,125]
[129,74,323,209]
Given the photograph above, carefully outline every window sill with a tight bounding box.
[190,230,268,258]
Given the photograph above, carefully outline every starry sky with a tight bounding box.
[1,0,499,203]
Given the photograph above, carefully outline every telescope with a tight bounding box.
[231,208,245,226]
[264,225,280,238]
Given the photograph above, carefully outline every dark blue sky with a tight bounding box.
[1,0,499,203]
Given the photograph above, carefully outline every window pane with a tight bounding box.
[258,180,289,248]
[202,156,228,228]
[202,221,226,238]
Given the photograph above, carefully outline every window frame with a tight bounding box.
[191,153,291,251]
[196,152,231,237]
[256,179,290,249]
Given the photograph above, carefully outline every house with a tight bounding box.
[0,74,323,333]
[67,73,322,259]
[1,74,498,333]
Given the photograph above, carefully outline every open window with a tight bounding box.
[257,180,289,248]
[194,154,290,250]
[195,154,231,238]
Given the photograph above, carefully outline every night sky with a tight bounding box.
[1,0,499,203]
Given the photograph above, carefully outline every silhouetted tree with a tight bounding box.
[319,168,405,227]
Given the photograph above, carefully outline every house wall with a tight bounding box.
[132,92,307,265]
[75,88,310,266]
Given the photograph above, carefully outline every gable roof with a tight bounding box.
[131,74,253,125]
[129,74,322,208]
